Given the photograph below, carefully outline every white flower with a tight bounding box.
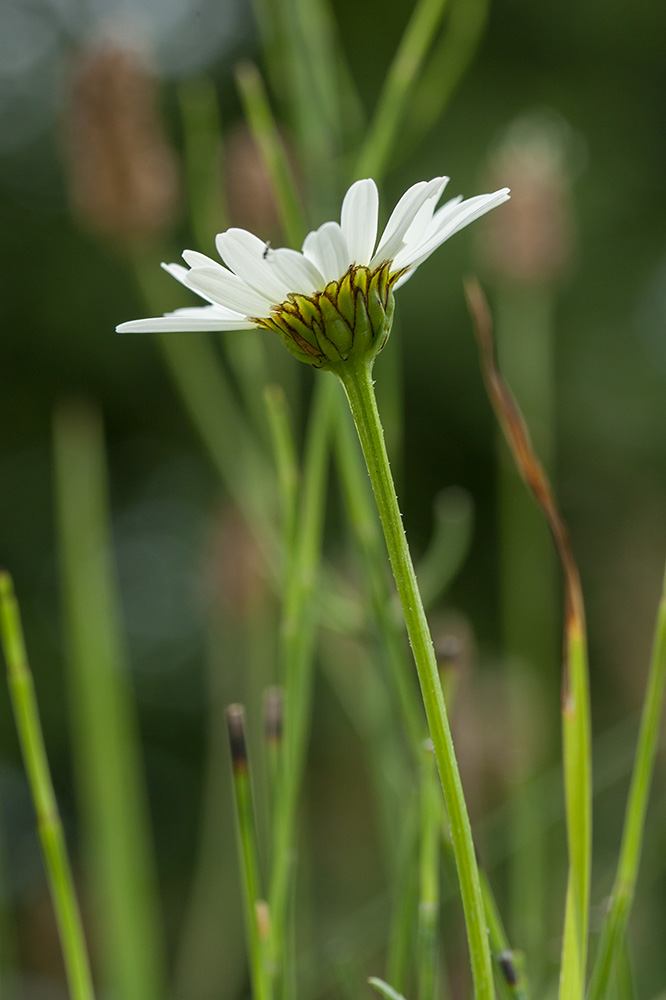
[117,176,509,367]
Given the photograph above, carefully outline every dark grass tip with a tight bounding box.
[264,686,283,744]
[497,951,518,987]
[226,704,248,772]
[435,634,465,666]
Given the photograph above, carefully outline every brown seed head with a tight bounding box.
[64,41,178,245]
[225,123,288,238]
[478,113,576,285]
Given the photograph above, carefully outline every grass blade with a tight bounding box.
[0,572,95,1000]
[235,62,308,248]
[227,705,273,1000]
[466,279,592,1000]
[587,559,666,1000]
[53,400,166,1000]
[354,0,450,182]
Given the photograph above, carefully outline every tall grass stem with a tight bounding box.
[587,559,666,1000]
[268,376,335,995]
[235,62,308,248]
[0,573,96,1000]
[227,705,273,1000]
[53,400,167,1000]
[354,0,450,181]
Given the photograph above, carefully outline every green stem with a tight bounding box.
[227,705,272,1000]
[417,748,440,1000]
[335,360,493,1000]
[235,62,308,248]
[53,401,166,1000]
[559,625,592,1000]
[332,408,424,757]
[264,384,300,563]
[268,376,335,994]
[354,0,450,182]
[177,77,228,250]
[479,870,528,1000]
[0,573,95,1000]
[587,559,666,1000]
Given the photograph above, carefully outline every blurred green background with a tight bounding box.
[1,0,666,997]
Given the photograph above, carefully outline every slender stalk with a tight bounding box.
[398,0,488,158]
[171,619,247,1000]
[479,870,528,1000]
[0,819,18,1000]
[0,572,95,1000]
[53,401,167,1000]
[386,809,419,993]
[494,286,557,974]
[354,0,450,182]
[332,408,424,756]
[559,624,592,1000]
[227,705,273,1000]
[264,384,300,561]
[467,279,592,1000]
[270,0,341,207]
[587,558,666,1000]
[268,376,335,994]
[177,77,228,250]
[235,61,308,248]
[335,359,493,1000]
[417,747,440,1000]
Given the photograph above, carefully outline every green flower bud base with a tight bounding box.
[256,262,399,369]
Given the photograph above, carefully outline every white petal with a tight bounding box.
[340,178,379,266]
[170,304,252,322]
[117,305,257,333]
[400,186,453,251]
[216,228,291,302]
[394,188,511,271]
[182,249,221,269]
[390,196,463,271]
[162,261,193,285]
[371,177,449,266]
[302,221,351,283]
[185,266,273,316]
[265,247,324,295]
[161,261,234,309]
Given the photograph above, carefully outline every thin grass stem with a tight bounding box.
[268,375,335,996]
[417,747,440,1000]
[264,384,300,562]
[227,705,273,1000]
[479,870,528,1000]
[354,0,450,182]
[587,559,666,1000]
[466,280,592,1000]
[270,0,341,207]
[386,811,419,993]
[235,62,308,248]
[177,77,228,250]
[0,573,96,1000]
[53,401,167,1000]
[397,0,488,159]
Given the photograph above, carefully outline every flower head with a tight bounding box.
[117,177,509,368]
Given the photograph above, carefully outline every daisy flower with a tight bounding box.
[117,176,510,368]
